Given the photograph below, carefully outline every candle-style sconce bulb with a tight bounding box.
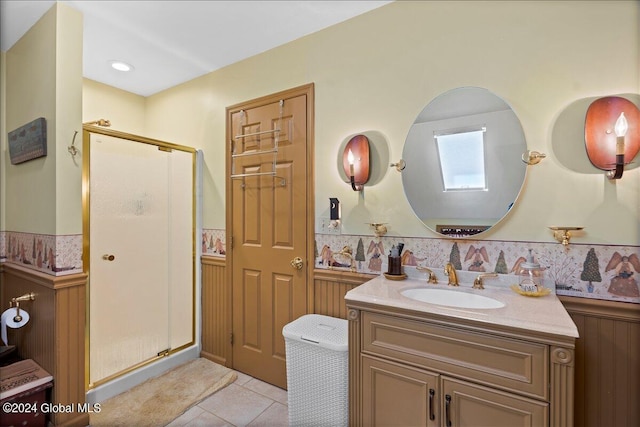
[615,112,628,138]
[347,149,360,191]
[607,112,628,179]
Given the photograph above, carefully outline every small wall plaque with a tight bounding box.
[8,117,47,164]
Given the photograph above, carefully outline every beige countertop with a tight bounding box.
[345,268,579,340]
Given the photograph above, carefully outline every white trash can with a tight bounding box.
[283,314,349,427]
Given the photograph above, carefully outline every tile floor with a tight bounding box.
[166,370,289,427]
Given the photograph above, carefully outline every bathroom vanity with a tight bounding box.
[345,273,578,427]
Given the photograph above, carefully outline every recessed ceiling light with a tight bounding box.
[110,60,134,72]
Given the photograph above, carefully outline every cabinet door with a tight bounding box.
[442,377,548,427]
[362,355,439,427]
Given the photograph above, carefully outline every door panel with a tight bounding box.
[442,376,548,427]
[272,273,294,359]
[362,355,440,427]
[230,89,310,389]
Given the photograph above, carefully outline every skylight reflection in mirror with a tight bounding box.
[435,127,487,191]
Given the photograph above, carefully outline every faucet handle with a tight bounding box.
[417,266,438,284]
[473,273,498,290]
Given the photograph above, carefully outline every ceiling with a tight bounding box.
[1,0,392,97]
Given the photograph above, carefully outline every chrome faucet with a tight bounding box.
[444,263,459,286]
[473,273,498,290]
[417,266,438,284]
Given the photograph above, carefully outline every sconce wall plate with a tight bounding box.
[343,134,370,191]
[585,96,640,178]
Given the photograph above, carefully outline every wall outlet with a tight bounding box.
[320,217,341,234]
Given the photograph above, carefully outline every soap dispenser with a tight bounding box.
[518,249,544,292]
[386,243,405,277]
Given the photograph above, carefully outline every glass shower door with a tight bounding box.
[89,133,172,386]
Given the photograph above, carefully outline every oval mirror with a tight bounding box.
[402,87,527,237]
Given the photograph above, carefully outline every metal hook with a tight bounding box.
[68,131,79,157]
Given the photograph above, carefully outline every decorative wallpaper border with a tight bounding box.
[202,229,226,257]
[203,228,640,305]
[0,231,83,276]
[11,228,636,304]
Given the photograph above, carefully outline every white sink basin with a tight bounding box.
[400,288,505,309]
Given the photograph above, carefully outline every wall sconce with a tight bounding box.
[548,226,584,247]
[585,96,640,180]
[343,135,370,191]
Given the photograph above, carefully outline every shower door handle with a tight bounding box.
[290,257,303,270]
[102,254,115,261]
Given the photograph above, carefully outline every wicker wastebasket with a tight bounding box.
[282,314,348,427]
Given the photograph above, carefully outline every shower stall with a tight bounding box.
[82,126,197,394]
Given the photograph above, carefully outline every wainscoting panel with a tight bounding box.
[560,296,640,427]
[0,263,87,427]
[200,260,374,367]
[312,269,375,319]
[200,256,230,366]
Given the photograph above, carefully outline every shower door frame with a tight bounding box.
[82,126,197,391]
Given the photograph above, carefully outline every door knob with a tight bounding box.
[102,254,115,261]
[290,257,303,270]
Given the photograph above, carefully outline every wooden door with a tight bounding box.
[442,376,549,427]
[227,85,313,388]
[362,355,440,427]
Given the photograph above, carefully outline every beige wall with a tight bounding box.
[2,3,83,235]
[139,1,639,246]
[8,1,635,247]
[83,79,146,136]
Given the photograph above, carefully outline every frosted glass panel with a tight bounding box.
[89,134,194,385]
[168,149,194,349]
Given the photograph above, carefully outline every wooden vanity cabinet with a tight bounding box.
[361,354,547,427]
[348,308,574,427]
